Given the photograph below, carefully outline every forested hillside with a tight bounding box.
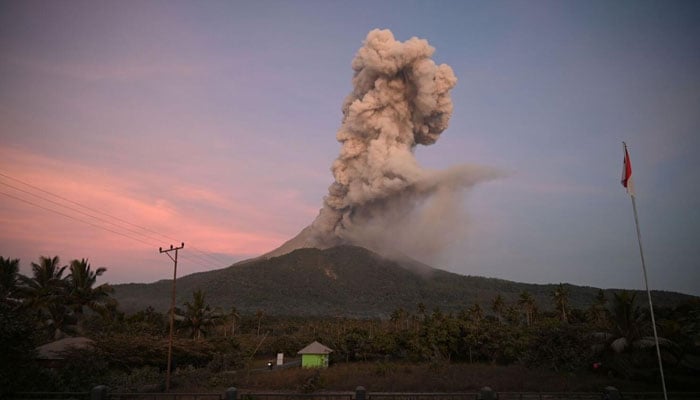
[113,246,694,316]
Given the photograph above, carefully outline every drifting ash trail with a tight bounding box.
[265,29,502,260]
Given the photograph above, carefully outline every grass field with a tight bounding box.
[168,361,663,393]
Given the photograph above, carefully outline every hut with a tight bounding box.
[297,341,333,368]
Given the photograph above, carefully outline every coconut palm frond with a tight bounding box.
[633,336,678,350]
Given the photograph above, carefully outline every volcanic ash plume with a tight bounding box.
[267,29,502,260]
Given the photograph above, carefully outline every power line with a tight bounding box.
[0,171,159,234]
[1,180,160,244]
[1,188,229,270]
[0,173,235,270]
[0,170,232,267]
[0,171,233,267]
[0,190,154,247]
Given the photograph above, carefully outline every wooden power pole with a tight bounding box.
[159,242,184,392]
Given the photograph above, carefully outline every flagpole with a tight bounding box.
[624,142,668,400]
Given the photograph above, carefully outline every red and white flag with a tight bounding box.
[621,143,635,196]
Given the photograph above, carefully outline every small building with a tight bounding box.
[297,341,333,368]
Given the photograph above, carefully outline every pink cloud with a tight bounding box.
[0,146,301,282]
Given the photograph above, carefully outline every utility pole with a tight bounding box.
[159,242,184,392]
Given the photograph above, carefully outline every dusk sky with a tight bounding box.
[1,1,699,296]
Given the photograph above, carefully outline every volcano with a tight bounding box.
[112,245,694,317]
[111,30,697,317]
[261,29,502,265]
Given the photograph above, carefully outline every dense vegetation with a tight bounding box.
[113,246,694,316]
[1,253,699,395]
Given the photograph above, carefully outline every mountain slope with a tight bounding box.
[113,245,695,317]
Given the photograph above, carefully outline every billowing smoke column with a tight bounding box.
[268,29,501,260]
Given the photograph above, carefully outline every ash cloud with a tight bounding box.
[270,29,502,261]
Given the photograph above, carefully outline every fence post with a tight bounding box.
[225,387,238,400]
[355,386,366,400]
[477,386,497,400]
[90,385,108,400]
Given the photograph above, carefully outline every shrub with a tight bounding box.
[208,352,243,372]
[526,322,594,372]
[53,348,110,391]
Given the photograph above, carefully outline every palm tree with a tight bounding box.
[22,256,68,302]
[491,294,505,323]
[67,259,114,330]
[178,289,219,340]
[19,256,72,339]
[551,283,569,323]
[390,307,410,331]
[227,306,240,337]
[459,302,484,363]
[255,309,265,336]
[468,302,484,326]
[0,256,21,302]
[518,290,537,326]
[417,302,427,321]
[592,290,676,353]
[607,291,651,353]
[587,289,609,327]
[592,290,677,378]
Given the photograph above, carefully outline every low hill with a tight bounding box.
[113,245,694,317]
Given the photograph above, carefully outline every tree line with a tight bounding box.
[1,255,115,340]
[1,255,699,393]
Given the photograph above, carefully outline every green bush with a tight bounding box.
[526,322,593,372]
[208,352,243,372]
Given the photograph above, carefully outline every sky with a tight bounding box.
[1,1,699,296]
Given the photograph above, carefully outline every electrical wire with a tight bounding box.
[0,190,154,247]
[0,171,233,267]
[0,171,236,271]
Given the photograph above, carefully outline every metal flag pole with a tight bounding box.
[623,142,668,400]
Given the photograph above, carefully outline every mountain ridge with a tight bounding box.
[112,245,695,317]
